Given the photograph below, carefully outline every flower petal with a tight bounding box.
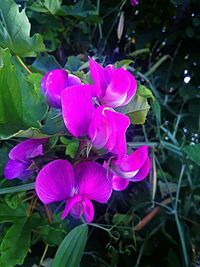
[130,156,150,182]
[36,159,74,204]
[89,57,108,98]
[61,195,82,219]
[41,69,69,108]
[74,161,112,203]
[82,197,94,223]
[112,176,129,191]
[115,146,149,172]
[61,85,95,137]
[89,106,110,149]
[9,138,47,161]
[4,159,33,180]
[121,71,137,106]
[101,68,130,108]
[67,74,82,87]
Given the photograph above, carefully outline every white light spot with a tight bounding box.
[184,76,191,84]
[184,69,188,75]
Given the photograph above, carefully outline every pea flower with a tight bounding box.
[89,58,137,108]
[108,146,150,191]
[130,0,139,6]
[36,160,112,223]
[4,138,48,180]
[41,69,81,108]
[61,85,130,156]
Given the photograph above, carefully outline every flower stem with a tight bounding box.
[39,244,49,266]
[16,55,32,75]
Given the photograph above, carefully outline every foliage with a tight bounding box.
[0,0,199,266]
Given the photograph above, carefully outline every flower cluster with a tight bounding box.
[4,58,150,223]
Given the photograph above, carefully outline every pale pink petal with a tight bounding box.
[74,161,112,203]
[112,176,129,191]
[130,156,150,182]
[36,160,74,204]
[61,85,95,137]
[4,159,33,180]
[100,68,130,108]
[61,195,82,219]
[89,57,108,98]
[82,197,94,223]
[9,138,48,161]
[41,69,68,108]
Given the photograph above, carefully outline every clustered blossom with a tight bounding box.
[4,58,150,223]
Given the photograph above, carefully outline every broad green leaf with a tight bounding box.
[0,49,47,139]
[65,56,81,72]
[53,224,88,267]
[182,144,200,166]
[0,218,30,267]
[38,224,67,246]
[116,95,150,124]
[0,203,27,223]
[60,137,79,158]
[44,0,61,15]
[0,0,45,56]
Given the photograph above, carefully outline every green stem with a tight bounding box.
[16,55,32,75]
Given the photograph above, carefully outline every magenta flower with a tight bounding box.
[130,0,139,6]
[89,58,137,108]
[108,146,150,191]
[36,160,112,223]
[4,138,48,180]
[41,69,81,108]
[61,85,130,156]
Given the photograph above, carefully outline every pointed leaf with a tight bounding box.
[53,224,88,267]
[0,0,45,56]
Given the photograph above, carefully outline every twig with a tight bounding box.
[16,55,32,75]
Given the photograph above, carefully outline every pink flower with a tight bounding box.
[36,160,112,223]
[61,85,130,156]
[107,146,150,191]
[89,58,137,108]
[4,138,48,180]
[41,69,81,108]
[130,0,139,6]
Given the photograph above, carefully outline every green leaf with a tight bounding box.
[0,0,45,56]
[115,59,133,70]
[137,83,155,101]
[0,49,47,139]
[116,95,150,124]
[0,183,35,196]
[32,54,61,74]
[0,218,31,267]
[53,224,88,267]
[60,137,79,158]
[65,56,81,72]
[0,203,27,223]
[44,0,61,15]
[182,144,200,166]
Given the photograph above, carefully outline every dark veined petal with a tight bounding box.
[82,197,94,223]
[4,159,33,180]
[9,138,48,161]
[61,85,95,137]
[62,195,82,219]
[74,161,112,203]
[36,159,74,205]
[112,176,129,191]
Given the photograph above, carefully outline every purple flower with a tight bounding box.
[107,146,150,191]
[61,85,130,156]
[130,0,139,6]
[89,58,137,108]
[36,160,112,223]
[4,138,48,180]
[41,69,81,108]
